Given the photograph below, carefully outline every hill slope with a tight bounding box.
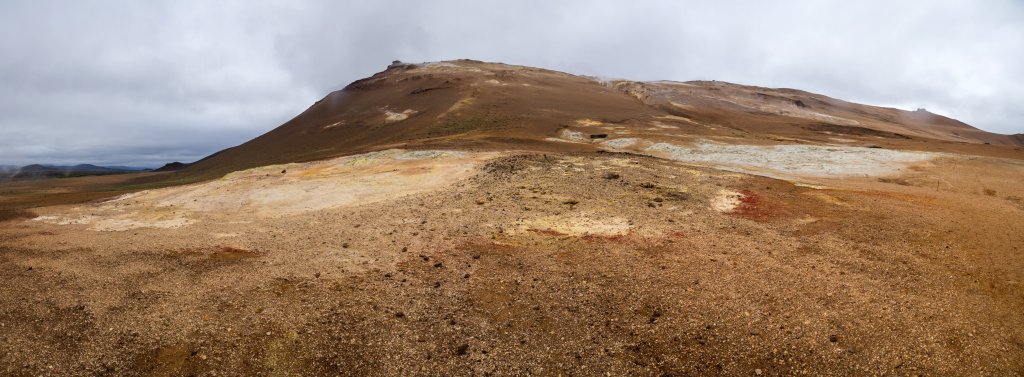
[611,80,1016,145]
[180,60,660,178]
[176,60,1022,179]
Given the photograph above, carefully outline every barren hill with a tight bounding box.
[177,59,1021,179]
[612,79,1017,145]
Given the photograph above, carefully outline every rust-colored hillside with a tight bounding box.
[178,60,1022,179]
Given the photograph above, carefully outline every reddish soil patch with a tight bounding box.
[581,233,627,242]
[729,190,760,218]
[527,228,566,237]
[729,190,775,220]
[217,246,252,254]
[208,246,256,262]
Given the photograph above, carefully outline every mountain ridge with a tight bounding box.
[0,164,149,179]
[168,59,1022,179]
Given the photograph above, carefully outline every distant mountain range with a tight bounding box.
[0,164,151,179]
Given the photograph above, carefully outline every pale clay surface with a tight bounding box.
[33,149,493,231]
[643,141,936,179]
[32,139,937,232]
[550,129,937,180]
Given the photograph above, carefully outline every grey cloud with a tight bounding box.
[1,0,1021,166]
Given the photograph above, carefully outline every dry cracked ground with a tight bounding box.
[2,141,1024,376]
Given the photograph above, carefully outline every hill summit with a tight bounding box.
[175,59,1022,179]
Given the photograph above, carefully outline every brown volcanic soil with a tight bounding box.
[1,60,1023,375]
[2,149,1024,376]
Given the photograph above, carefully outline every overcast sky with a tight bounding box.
[1,0,1021,167]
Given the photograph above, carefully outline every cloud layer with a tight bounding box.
[1,0,1021,166]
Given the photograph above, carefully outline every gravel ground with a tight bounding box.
[1,151,1023,376]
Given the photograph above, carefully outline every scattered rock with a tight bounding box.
[664,190,690,201]
[650,309,662,323]
[455,344,469,356]
[878,177,911,186]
